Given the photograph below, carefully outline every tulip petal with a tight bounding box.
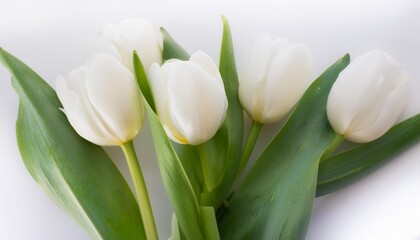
[101,19,162,72]
[189,51,223,83]
[84,54,144,143]
[149,62,189,144]
[260,44,312,123]
[167,62,227,145]
[347,75,409,142]
[239,35,274,120]
[56,74,116,146]
[327,50,389,134]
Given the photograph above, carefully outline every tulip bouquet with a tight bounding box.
[1,17,419,240]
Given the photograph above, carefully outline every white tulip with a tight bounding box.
[327,50,410,143]
[98,18,162,73]
[148,51,228,145]
[239,35,312,124]
[56,53,144,146]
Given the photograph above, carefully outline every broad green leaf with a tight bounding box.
[0,48,146,239]
[317,114,420,197]
[218,55,350,240]
[200,16,243,208]
[133,51,155,111]
[144,102,205,240]
[161,27,189,61]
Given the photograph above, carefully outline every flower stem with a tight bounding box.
[234,121,262,184]
[198,144,215,192]
[320,134,344,162]
[121,140,158,240]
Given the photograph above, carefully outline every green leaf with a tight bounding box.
[218,55,350,240]
[200,206,220,240]
[0,48,146,239]
[144,102,205,240]
[133,51,155,111]
[200,16,244,208]
[161,27,190,61]
[317,114,420,197]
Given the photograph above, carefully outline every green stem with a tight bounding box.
[121,141,158,240]
[234,121,262,185]
[320,134,344,162]
[198,144,213,192]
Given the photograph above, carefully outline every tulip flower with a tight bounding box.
[56,53,158,239]
[98,18,162,73]
[56,53,144,146]
[327,50,410,143]
[239,35,312,124]
[148,51,228,145]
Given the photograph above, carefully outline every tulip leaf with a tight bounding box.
[133,51,155,111]
[0,48,146,239]
[317,114,420,197]
[200,16,244,208]
[144,101,205,240]
[218,55,350,239]
[161,27,190,61]
[200,206,221,240]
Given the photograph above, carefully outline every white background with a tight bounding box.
[1,0,420,239]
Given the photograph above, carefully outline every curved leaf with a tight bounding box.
[145,101,205,240]
[317,114,420,196]
[200,16,243,208]
[218,55,350,240]
[161,28,189,61]
[0,48,146,239]
[133,51,155,111]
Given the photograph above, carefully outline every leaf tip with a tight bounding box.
[160,27,168,35]
[343,53,350,61]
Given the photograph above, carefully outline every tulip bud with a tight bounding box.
[327,50,410,143]
[98,18,162,73]
[239,35,312,124]
[56,53,145,146]
[148,51,228,145]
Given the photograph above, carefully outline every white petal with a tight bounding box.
[100,19,162,73]
[84,54,144,143]
[189,51,223,82]
[239,35,274,120]
[149,62,187,144]
[148,63,168,116]
[327,50,387,134]
[346,71,409,142]
[167,62,227,145]
[259,44,312,123]
[56,75,117,146]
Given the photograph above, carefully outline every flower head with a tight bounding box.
[327,50,410,143]
[97,18,162,73]
[239,35,312,123]
[56,53,144,146]
[149,51,228,145]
